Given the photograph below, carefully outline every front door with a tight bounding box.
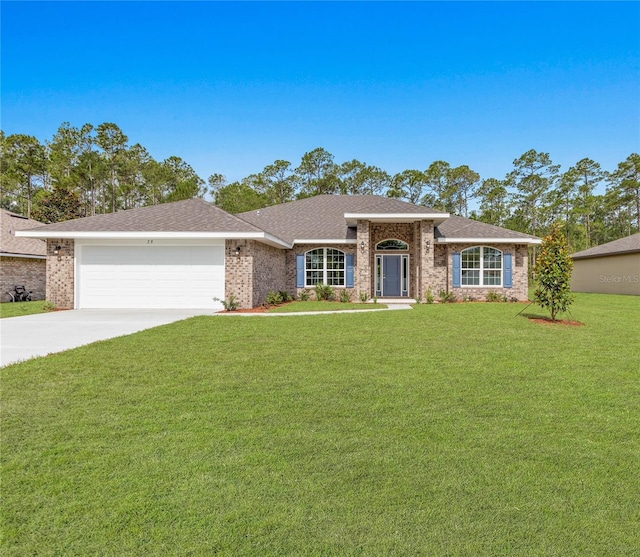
[383,255,402,296]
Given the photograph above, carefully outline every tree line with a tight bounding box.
[1,122,638,251]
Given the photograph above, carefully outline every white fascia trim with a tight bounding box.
[293,239,358,245]
[344,212,450,221]
[436,237,542,245]
[16,230,291,247]
[0,252,47,260]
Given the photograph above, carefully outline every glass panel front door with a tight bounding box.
[375,254,409,297]
[383,255,402,297]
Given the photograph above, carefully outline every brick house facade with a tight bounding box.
[19,196,540,309]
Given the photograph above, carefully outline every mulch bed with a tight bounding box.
[527,316,585,327]
[219,306,269,314]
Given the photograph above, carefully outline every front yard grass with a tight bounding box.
[0,300,49,319]
[2,293,639,555]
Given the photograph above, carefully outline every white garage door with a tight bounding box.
[78,244,224,309]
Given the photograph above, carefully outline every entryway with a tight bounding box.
[375,254,409,298]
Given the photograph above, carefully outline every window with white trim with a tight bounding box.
[461,247,502,286]
[305,248,345,287]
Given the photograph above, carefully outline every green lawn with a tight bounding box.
[2,293,639,555]
[267,301,386,313]
[0,300,49,319]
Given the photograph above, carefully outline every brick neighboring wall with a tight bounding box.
[45,239,75,309]
[1,256,46,301]
[225,240,287,308]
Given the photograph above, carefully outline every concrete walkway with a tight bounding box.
[0,309,212,367]
[216,303,414,316]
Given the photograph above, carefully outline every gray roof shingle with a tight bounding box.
[239,196,538,243]
[435,215,540,242]
[16,195,541,246]
[571,233,640,259]
[236,195,447,244]
[19,198,263,235]
[0,209,46,257]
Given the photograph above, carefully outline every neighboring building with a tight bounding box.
[1,209,47,301]
[571,233,640,296]
[17,195,540,309]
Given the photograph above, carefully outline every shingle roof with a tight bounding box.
[571,233,640,259]
[18,198,263,234]
[0,209,46,257]
[236,195,447,244]
[435,215,540,242]
[15,195,541,247]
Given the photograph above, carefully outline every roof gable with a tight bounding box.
[236,195,447,243]
[435,216,540,243]
[0,209,46,257]
[20,199,263,234]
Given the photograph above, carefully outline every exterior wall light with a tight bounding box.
[359,241,366,253]
[425,239,431,253]
[53,245,62,256]
[234,246,242,256]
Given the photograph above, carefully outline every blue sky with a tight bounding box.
[1,1,639,194]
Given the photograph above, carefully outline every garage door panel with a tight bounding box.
[78,245,224,309]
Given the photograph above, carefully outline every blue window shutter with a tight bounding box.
[503,253,513,288]
[296,254,305,288]
[452,252,461,288]
[346,254,355,288]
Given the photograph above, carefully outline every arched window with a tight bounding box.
[305,248,345,287]
[376,239,409,250]
[461,246,503,286]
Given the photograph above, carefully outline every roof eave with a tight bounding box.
[344,212,450,226]
[16,230,291,248]
[572,249,640,260]
[0,252,47,259]
[293,239,358,245]
[436,237,542,245]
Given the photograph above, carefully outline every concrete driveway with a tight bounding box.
[0,309,212,367]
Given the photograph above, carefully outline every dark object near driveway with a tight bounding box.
[7,285,32,302]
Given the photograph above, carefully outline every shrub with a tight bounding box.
[43,301,56,312]
[278,290,293,302]
[486,291,503,302]
[359,291,369,303]
[298,289,311,301]
[424,287,435,304]
[339,289,352,303]
[314,283,334,301]
[438,290,456,304]
[213,295,239,311]
[266,291,283,306]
